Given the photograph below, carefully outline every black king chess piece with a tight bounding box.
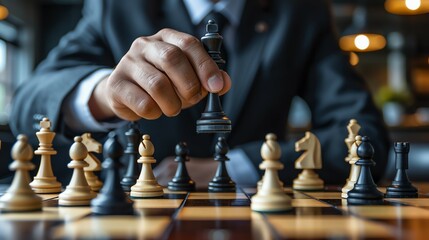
[208,137,236,192]
[167,142,196,192]
[347,136,384,205]
[91,132,134,215]
[196,20,231,134]
[121,122,141,191]
[385,142,418,198]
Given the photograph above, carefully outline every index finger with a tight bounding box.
[154,29,226,93]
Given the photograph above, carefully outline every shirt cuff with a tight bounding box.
[226,148,260,187]
[63,68,127,132]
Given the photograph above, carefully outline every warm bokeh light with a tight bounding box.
[385,0,429,15]
[349,52,359,66]
[405,0,421,10]
[340,34,386,52]
[0,5,9,20]
[354,35,370,50]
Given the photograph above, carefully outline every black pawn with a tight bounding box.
[121,122,141,191]
[167,142,196,192]
[347,136,384,205]
[91,132,134,215]
[385,142,418,198]
[196,20,231,134]
[208,137,236,192]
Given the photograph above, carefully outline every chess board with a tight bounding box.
[1,184,429,239]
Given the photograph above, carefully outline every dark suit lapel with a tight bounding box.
[223,0,272,129]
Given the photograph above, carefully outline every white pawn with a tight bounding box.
[251,133,291,212]
[59,137,96,206]
[0,135,42,212]
[30,118,62,193]
[130,134,163,198]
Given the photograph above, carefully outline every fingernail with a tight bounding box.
[208,74,224,92]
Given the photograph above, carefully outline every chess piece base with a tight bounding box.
[208,180,236,193]
[347,187,384,205]
[30,177,62,194]
[58,186,96,206]
[385,184,418,198]
[130,180,163,198]
[251,193,292,213]
[168,180,195,192]
[91,198,135,216]
[293,170,324,191]
[0,192,42,212]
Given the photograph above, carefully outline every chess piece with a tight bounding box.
[341,119,361,198]
[167,142,196,191]
[59,137,97,206]
[196,20,231,134]
[257,175,283,191]
[293,132,324,191]
[0,135,42,212]
[344,119,361,162]
[385,142,418,198]
[208,137,236,192]
[121,122,141,191]
[81,133,103,192]
[251,133,292,212]
[342,135,362,198]
[347,136,384,205]
[30,117,62,193]
[91,132,134,215]
[130,134,164,198]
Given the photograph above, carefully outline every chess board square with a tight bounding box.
[133,199,183,208]
[51,216,170,239]
[169,220,258,239]
[188,192,248,200]
[266,215,393,238]
[385,198,429,207]
[341,206,429,219]
[177,207,251,220]
[184,199,250,207]
[0,206,91,221]
[291,199,330,207]
[304,192,341,199]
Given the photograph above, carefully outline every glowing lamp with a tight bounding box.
[385,0,429,15]
[0,5,8,20]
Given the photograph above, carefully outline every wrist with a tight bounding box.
[89,77,115,121]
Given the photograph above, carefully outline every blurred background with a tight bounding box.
[0,0,428,183]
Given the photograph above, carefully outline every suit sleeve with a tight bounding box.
[238,1,390,184]
[10,0,115,143]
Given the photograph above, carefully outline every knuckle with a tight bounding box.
[159,45,183,66]
[131,36,149,49]
[197,56,215,73]
[182,82,201,101]
[136,98,162,119]
[177,35,200,50]
[145,74,169,94]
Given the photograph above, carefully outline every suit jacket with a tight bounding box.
[10,0,390,184]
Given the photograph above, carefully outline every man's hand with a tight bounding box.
[154,156,218,188]
[88,29,232,121]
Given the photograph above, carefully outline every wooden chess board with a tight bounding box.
[1,184,429,239]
